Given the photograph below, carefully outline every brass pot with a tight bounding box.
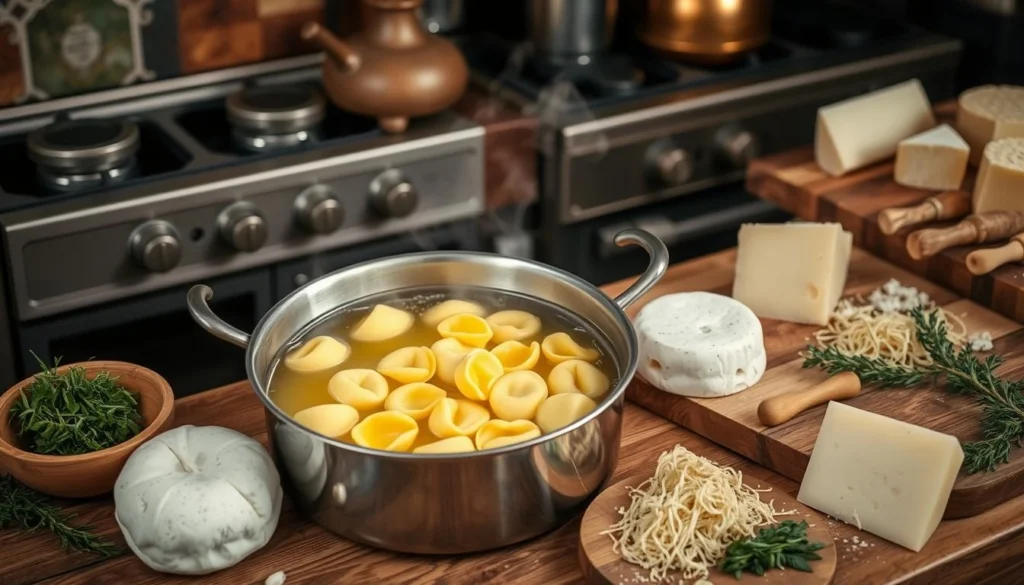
[639,0,773,64]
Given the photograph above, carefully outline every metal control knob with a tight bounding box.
[645,139,694,187]
[368,169,418,219]
[714,124,761,169]
[218,201,267,252]
[129,220,181,273]
[295,184,344,234]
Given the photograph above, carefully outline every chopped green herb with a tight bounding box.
[720,520,825,579]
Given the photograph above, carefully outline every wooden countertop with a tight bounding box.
[3,263,1024,584]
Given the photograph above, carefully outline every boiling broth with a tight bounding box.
[268,286,619,452]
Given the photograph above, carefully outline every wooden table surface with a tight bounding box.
[3,265,1024,584]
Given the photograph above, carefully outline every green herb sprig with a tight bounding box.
[720,520,825,579]
[0,475,120,556]
[804,307,1024,474]
[9,355,142,455]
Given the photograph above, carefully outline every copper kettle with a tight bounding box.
[302,0,469,133]
[639,0,773,64]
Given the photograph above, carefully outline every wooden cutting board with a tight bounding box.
[578,474,837,585]
[608,245,1024,519]
[744,101,1024,325]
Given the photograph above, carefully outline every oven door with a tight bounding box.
[16,269,273,397]
[550,186,790,286]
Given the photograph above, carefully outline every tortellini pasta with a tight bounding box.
[351,411,419,451]
[547,359,611,399]
[454,349,504,401]
[428,398,490,438]
[486,310,542,344]
[350,305,414,342]
[384,383,446,420]
[284,336,350,372]
[430,337,473,385]
[376,346,436,384]
[413,436,475,454]
[541,332,600,363]
[328,369,390,411]
[437,314,493,348]
[293,404,359,438]
[491,340,541,373]
[475,419,541,450]
[422,300,486,327]
[535,393,596,434]
[489,371,548,421]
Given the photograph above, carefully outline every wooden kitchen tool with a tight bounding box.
[578,473,838,585]
[906,211,1024,260]
[877,190,971,235]
[758,372,861,427]
[966,233,1024,275]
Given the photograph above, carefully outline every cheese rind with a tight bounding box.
[634,292,766,398]
[955,85,1024,165]
[815,79,936,176]
[894,124,969,190]
[797,402,963,552]
[972,137,1024,213]
[732,223,853,326]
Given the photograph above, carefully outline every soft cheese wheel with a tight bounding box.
[292,404,359,439]
[284,336,349,373]
[815,79,936,176]
[350,305,414,342]
[635,292,766,398]
[956,85,1024,165]
[894,124,969,190]
[972,138,1024,213]
[421,300,486,327]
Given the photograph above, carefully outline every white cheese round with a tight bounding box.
[634,292,766,398]
[114,425,282,575]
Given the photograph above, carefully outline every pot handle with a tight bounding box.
[187,285,251,349]
[610,229,669,311]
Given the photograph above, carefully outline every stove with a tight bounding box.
[0,55,486,394]
[460,0,963,285]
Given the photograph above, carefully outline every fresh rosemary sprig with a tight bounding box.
[804,307,1024,474]
[9,355,142,456]
[0,475,120,556]
[719,520,825,579]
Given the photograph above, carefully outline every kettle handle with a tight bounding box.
[187,285,251,349]
[610,229,669,311]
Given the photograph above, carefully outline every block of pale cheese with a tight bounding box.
[797,402,963,552]
[956,85,1024,165]
[634,292,766,398]
[894,124,969,190]
[972,137,1024,213]
[732,223,853,326]
[815,79,936,176]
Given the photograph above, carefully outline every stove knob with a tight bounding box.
[645,139,694,187]
[714,124,761,169]
[295,185,344,234]
[129,220,181,273]
[368,169,418,219]
[218,201,267,252]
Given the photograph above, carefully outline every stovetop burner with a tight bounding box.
[525,54,646,98]
[227,85,326,153]
[27,118,140,193]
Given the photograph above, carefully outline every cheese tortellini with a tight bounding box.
[328,369,389,411]
[541,332,600,364]
[535,393,596,434]
[475,419,541,450]
[384,383,446,420]
[413,436,475,454]
[548,359,611,399]
[486,310,542,344]
[437,314,493,348]
[489,371,548,421]
[351,411,419,451]
[491,340,541,373]
[428,398,490,438]
[377,346,436,384]
[431,337,473,384]
[422,300,486,327]
[351,305,414,342]
[454,349,504,401]
[285,336,350,372]
[293,404,359,438]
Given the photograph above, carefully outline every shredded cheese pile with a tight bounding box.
[602,445,787,582]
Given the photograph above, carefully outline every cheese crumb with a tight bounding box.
[968,331,994,352]
[867,278,931,313]
[265,571,286,585]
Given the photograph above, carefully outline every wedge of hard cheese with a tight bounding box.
[797,402,962,552]
[732,223,852,326]
[894,124,969,190]
[815,79,936,177]
[956,85,1024,165]
[973,137,1024,213]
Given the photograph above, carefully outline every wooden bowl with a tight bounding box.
[0,361,175,498]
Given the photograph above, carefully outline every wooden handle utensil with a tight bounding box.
[906,211,1024,260]
[877,190,971,235]
[757,372,862,427]
[966,233,1024,275]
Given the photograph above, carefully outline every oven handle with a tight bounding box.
[187,285,251,349]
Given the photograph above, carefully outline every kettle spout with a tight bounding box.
[301,22,360,73]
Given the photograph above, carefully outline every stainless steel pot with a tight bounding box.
[187,229,667,554]
[529,0,619,62]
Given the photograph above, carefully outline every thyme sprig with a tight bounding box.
[720,520,825,579]
[804,307,1024,473]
